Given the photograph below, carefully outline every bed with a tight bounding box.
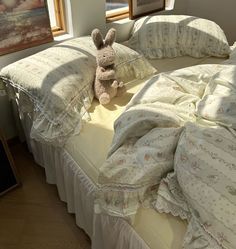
[1,15,236,249]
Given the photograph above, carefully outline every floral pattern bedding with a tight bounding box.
[156,123,236,249]
[96,58,236,248]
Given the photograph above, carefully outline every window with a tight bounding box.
[106,0,175,22]
[106,0,129,22]
[47,0,66,36]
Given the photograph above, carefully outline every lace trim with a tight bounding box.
[155,172,229,249]
[95,184,158,219]
[154,172,189,220]
[1,77,93,147]
[155,194,188,220]
[116,56,157,83]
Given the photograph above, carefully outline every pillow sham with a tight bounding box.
[196,65,236,128]
[174,122,236,249]
[128,15,230,59]
[0,36,156,146]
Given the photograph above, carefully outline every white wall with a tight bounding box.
[71,0,106,37]
[186,0,236,45]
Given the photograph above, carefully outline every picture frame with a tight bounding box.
[0,130,20,196]
[129,0,165,19]
[0,0,53,56]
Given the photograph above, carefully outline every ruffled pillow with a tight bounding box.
[128,15,230,59]
[0,36,156,146]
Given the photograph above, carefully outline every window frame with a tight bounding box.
[50,0,67,36]
[106,0,173,22]
[106,1,129,22]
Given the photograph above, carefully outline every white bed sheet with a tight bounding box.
[20,55,226,249]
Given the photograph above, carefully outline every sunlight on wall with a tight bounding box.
[47,0,57,28]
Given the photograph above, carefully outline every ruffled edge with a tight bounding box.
[116,55,157,82]
[95,183,158,220]
[1,76,93,147]
[155,172,228,249]
[155,172,189,220]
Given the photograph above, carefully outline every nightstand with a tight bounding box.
[0,130,20,196]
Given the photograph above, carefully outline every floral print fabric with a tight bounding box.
[128,15,230,59]
[156,123,236,249]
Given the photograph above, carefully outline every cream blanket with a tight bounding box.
[97,56,236,248]
[96,63,226,217]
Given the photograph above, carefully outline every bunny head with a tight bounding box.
[91,28,116,67]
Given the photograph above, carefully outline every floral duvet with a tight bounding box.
[96,59,236,249]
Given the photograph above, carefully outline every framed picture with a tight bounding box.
[129,0,165,19]
[0,0,53,56]
[0,130,20,196]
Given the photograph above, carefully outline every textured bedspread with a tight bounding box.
[96,63,226,217]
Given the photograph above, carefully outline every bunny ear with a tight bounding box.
[104,28,116,46]
[91,29,104,49]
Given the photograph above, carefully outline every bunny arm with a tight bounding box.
[96,67,116,80]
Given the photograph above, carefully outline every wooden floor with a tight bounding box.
[0,143,91,249]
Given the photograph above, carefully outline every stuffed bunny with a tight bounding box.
[91,28,126,105]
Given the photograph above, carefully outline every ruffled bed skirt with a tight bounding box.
[20,112,149,249]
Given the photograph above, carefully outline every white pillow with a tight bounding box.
[196,65,236,128]
[128,15,230,59]
[0,36,156,146]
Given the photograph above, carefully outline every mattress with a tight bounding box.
[64,56,226,249]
